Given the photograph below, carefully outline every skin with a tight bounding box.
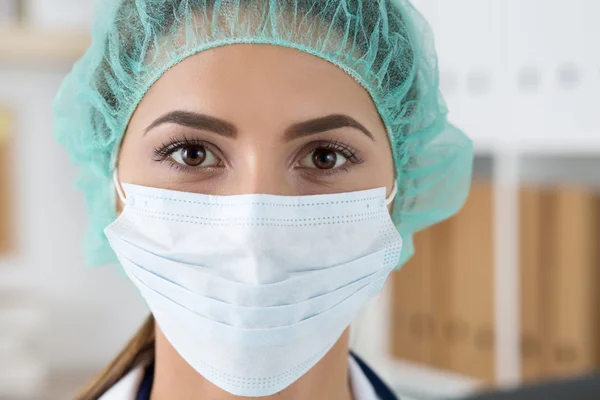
[117,44,395,400]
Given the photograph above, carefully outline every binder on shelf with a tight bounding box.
[391,220,454,368]
[390,182,600,384]
[446,182,495,383]
[391,228,433,364]
[519,186,546,382]
[391,181,495,383]
[417,227,437,366]
[429,216,454,372]
[544,187,599,378]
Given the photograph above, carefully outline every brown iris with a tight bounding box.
[180,146,206,166]
[312,149,338,169]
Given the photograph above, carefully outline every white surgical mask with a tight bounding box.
[105,171,402,397]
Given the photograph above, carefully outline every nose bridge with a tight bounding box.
[234,142,293,196]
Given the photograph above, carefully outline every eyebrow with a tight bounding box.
[145,111,237,137]
[145,111,375,141]
[284,114,375,142]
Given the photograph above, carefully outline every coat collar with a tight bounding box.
[98,365,145,400]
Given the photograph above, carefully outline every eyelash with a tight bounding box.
[152,136,365,173]
[298,139,364,173]
[153,135,222,172]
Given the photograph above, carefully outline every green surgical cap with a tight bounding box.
[53,0,473,267]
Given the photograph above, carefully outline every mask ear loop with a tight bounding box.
[113,169,127,206]
[384,181,398,207]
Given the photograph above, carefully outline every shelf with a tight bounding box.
[0,28,90,64]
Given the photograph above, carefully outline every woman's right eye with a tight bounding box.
[170,145,220,167]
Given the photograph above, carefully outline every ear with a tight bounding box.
[386,178,397,213]
[113,167,126,216]
[115,189,124,216]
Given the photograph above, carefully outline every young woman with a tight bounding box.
[53,1,472,399]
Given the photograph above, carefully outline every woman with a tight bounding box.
[53,0,472,399]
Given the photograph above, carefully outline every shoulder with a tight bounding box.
[98,365,146,400]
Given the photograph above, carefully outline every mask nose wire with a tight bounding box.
[113,169,127,205]
[384,181,398,207]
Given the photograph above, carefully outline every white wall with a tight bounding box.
[0,66,148,372]
[413,0,600,149]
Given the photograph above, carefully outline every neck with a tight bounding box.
[150,325,353,400]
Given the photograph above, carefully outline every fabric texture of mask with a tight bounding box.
[53,0,473,268]
[104,181,402,396]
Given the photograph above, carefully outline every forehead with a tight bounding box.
[130,44,384,135]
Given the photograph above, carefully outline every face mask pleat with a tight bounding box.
[151,307,342,393]
[129,258,391,346]
[117,246,388,329]
[108,233,388,307]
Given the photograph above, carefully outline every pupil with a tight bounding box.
[182,146,206,166]
[313,149,337,169]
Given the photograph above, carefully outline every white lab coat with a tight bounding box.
[99,355,380,400]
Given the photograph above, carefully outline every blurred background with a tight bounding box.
[0,0,599,399]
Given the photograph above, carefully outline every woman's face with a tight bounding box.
[118,44,395,200]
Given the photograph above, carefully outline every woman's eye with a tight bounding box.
[299,148,348,170]
[170,145,220,167]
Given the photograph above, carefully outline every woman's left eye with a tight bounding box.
[170,145,220,167]
[298,148,348,170]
